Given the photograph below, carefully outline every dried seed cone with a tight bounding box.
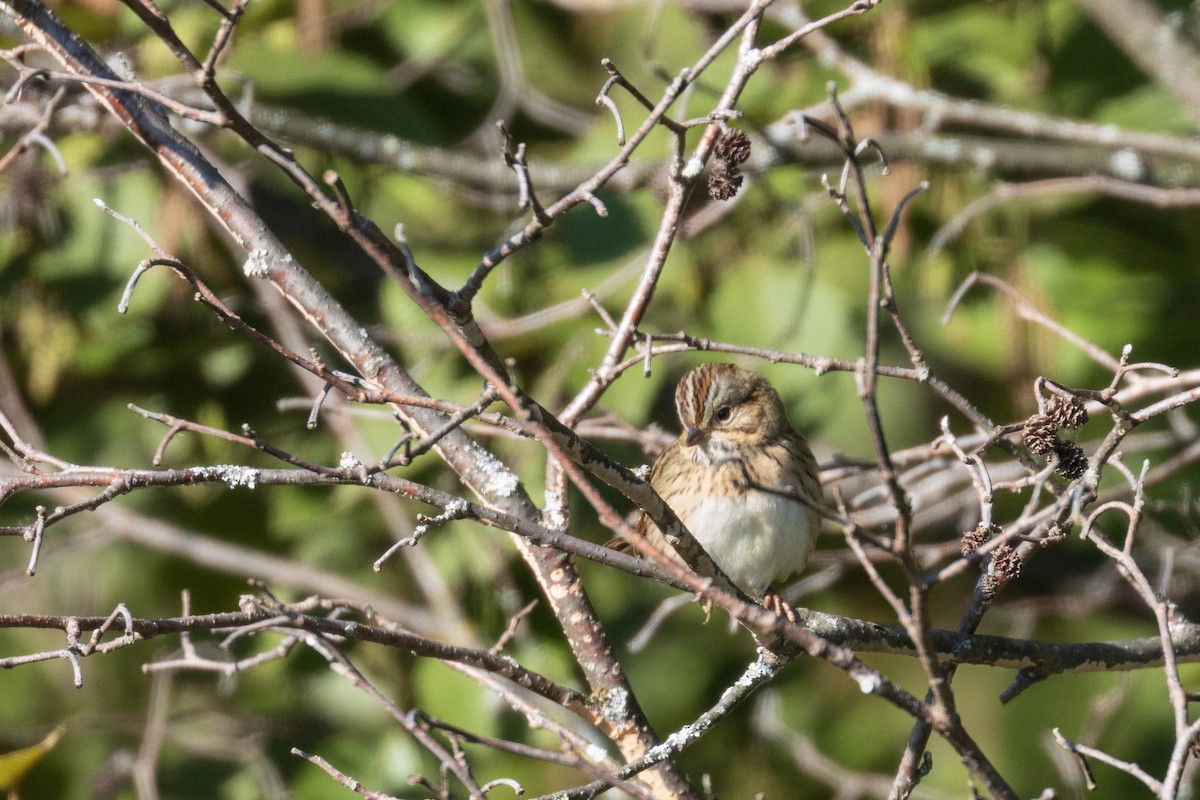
[991,544,1021,583]
[1022,414,1059,455]
[960,524,992,556]
[708,130,752,201]
[707,162,743,201]
[1047,395,1089,429]
[1054,441,1088,479]
[714,129,752,164]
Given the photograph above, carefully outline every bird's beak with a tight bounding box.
[685,425,704,447]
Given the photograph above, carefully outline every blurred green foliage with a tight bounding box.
[2,0,1200,798]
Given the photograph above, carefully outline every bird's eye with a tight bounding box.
[715,406,732,422]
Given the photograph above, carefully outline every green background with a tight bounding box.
[2,0,1200,797]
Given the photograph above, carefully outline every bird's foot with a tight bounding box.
[762,588,797,623]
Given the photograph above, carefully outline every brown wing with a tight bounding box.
[604,504,652,552]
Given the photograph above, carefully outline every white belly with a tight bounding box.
[678,491,813,598]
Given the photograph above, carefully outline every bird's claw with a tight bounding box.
[763,589,798,623]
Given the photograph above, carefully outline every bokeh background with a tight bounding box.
[3,0,1200,797]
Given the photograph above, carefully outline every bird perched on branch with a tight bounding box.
[616,362,822,618]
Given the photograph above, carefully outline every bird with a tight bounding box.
[618,362,822,617]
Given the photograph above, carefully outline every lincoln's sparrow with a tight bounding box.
[621,363,821,612]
